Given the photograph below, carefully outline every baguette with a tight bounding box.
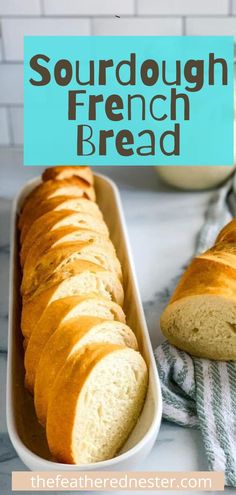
[21,260,124,338]
[24,295,126,393]
[20,210,109,252]
[21,241,122,296]
[34,317,138,425]
[46,344,148,464]
[20,227,108,267]
[160,238,236,360]
[19,196,102,240]
[42,166,93,185]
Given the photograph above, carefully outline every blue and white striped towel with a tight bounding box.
[155,175,236,487]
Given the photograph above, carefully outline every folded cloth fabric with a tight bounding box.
[155,174,236,487]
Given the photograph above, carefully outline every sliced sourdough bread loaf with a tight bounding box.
[19,196,102,240]
[21,241,122,296]
[24,295,126,393]
[21,260,124,338]
[21,227,112,267]
[46,344,148,464]
[42,166,94,185]
[34,317,138,425]
[160,256,236,360]
[20,209,109,250]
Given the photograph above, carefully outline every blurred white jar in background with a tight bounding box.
[155,120,236,191]
[156,164,236,190]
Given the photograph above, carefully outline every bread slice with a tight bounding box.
[19,177,95,228]
[19,196,102,240]
[21,241,122,296]
[46,343,148,464]
[42,166,94,185]
[160,257,236,360]
[21,260,124,338]
[20,209,109,251]
[20,227,111,267]
[24,295,126,393]
[34,317,138,425]
[20,178,95,225]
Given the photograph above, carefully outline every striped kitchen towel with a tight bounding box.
[155,174,236,487]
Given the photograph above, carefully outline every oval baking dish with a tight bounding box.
[7,172,162,471]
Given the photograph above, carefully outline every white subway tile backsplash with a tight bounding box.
[9,107,23,145]
[43,0,134,16]
[0,0,41,16]
[93,17,182,36]
[0,108,10,144]
[0,65,23,104]
[138,0,229,16]
[186,17,236,37]
[1,18,91,61]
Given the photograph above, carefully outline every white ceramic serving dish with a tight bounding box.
[7,173,162,471]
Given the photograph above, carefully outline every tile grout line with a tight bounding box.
[90,17,94,36]
[5,106,14,146]
[0,104,23,108]
[39,0,45,16]
[0,14,235,19]
[0,20,6,62]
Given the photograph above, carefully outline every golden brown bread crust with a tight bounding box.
[34,317,138,425]
[21,259,124,338]
[20,178,95,222]
[46,343,122,463]
[215,219,236,244]
[20,209,109,254]
[25,177,95,203]
[42,166,94,185]
[24,296,126,394]
[21,240,122,296]
[169,257,236,304]
[21,259,104,336]
[20,227,109,267]
[160,217,236,360]
[19,195,102,239]
[34,316,112,423]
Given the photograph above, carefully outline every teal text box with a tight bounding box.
[24,36,234,166]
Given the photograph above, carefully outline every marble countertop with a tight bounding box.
[0,148,230,494]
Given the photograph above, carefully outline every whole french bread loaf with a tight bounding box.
[160,220,236,360]
[18,166,148,464]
